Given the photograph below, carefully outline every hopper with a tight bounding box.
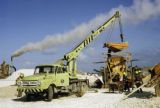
[104,42,128,52]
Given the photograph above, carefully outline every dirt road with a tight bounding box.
[0,86,160,108]
[0,86,17,98]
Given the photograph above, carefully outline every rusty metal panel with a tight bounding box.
[104,42,128,52]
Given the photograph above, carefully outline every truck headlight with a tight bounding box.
[17,81,22,86]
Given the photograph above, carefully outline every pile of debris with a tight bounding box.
[0,61,10,79]
[0,61,16,79]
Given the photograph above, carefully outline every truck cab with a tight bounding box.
[17,64,70,101]
[34,65,69,86]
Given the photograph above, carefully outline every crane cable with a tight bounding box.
[106,20,116,58]
[106,17,125,57]
[118,16,124,42]
[106,19,116,43]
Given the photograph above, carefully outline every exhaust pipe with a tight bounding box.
[10,56,16,72]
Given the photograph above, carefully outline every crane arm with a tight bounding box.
[64,11,120,61]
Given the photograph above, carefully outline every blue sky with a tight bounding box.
[0,0,160,72]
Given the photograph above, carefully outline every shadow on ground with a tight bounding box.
[12,93,74,102]
[102,91,121,94]
[12,95,45,102]
[126,91,155,99]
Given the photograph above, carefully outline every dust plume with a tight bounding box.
[12,0,160,58]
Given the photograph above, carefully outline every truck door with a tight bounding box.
[55,66,69,86]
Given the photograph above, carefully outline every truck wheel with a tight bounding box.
[47,86,53,101]
[76,82,86,97]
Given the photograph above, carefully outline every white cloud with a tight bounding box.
[78,52,87,61]
[87,47,96,56]
[42,48,57,55]
[21,60,36,68]
[12,0,160,59]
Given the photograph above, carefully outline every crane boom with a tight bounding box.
[64,11,120,61]
[63,11,122,78]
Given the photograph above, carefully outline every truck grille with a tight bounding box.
[22,81,40,86]
[18,88,43,93]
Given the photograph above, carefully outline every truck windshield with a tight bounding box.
[34,66,53,74]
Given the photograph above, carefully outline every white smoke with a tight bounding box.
[118,0,160,24]
[12,0,160,58]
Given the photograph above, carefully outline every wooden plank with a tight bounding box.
[122,82,147,100]
[122,74,151,100]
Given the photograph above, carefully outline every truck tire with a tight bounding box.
[76,82,87,97]
[47,86,53,101]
